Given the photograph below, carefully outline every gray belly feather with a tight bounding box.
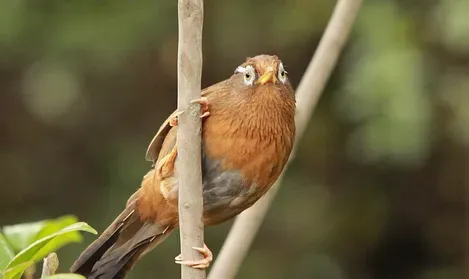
[201,149,260,225]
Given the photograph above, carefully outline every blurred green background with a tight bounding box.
[0,0,467,278]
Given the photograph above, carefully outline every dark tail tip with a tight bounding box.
[71,230,121,277]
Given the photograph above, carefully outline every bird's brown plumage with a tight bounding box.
[71,54,296,279]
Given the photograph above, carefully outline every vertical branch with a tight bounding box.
[176,0,205,279]
[207,0,363,278]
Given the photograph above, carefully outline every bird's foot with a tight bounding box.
[168,97,210,127]
[169,111,184,127]
[190,97,210,119]
[175,243,213,269]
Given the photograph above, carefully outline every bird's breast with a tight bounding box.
[200,129,291,226]
[199,96,295,225]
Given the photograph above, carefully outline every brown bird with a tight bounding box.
[70,54,296,279]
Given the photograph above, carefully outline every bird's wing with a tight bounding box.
[145,110,179,164]
[145,80,227,163]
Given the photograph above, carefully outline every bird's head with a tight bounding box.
[230,55,293,97]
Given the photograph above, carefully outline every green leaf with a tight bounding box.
[2,220,49,253]
[41,274,86,279]
[2,261,34,279]
[2,215,83,264]
[35,215,79,240]
[34,216,83,261]
[0,233,15,271]
[3,222,97,279]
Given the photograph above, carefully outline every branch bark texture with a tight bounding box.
[176,0,205,279]
[207,0,363,278]
[41,253,59,277]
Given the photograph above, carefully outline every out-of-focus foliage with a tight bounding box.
[41,274,85,279]
[0,217,96,279]
[3,215,81,254]
[338,1,432,166]
[0,0,466,278]
[0,233,15,271]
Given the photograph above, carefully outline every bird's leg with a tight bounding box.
[168,97,210,127]
[175,243,213,269]
[156,145,178,180]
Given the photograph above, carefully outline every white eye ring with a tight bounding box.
[278,62,287,84]
[235,65,256,86]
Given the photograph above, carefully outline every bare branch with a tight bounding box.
[207,0,363,278]
[176,0,205,279]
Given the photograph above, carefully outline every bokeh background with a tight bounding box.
[0,0,467,278]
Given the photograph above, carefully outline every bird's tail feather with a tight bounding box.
[70,192,173,279]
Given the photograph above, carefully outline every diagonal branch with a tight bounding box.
[207,0,363,278]
[176,0,205,279]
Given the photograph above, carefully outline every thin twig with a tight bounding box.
[207,0,363,278]
[176,0,205,279]
[41,253,59,277]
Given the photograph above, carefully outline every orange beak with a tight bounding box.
[256,70,277,85]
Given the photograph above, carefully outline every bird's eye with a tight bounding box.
[278,62,287,84]
[243,65,256,86]
[234,65,256,86]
